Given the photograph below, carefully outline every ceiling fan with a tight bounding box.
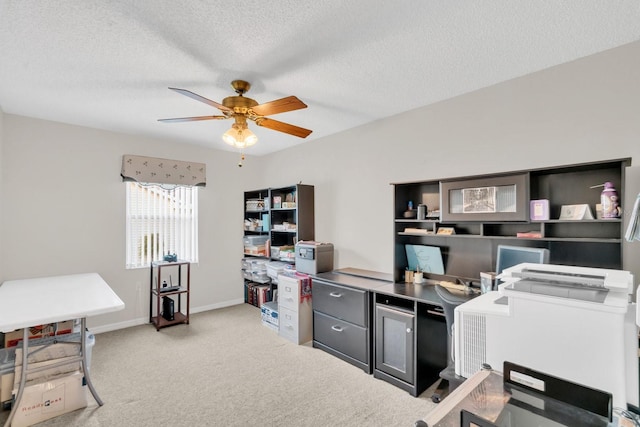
[159,80,312,146]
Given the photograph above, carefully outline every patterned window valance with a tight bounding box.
[121,155,206,187]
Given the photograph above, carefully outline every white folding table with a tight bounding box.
[0,273,125,427]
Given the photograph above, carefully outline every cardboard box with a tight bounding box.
[4,321,74,348]
[260,301,279,330]
[11,371,87,427]
[1,332,95,410]
[14,356,81,388]
[2,356,80,410]
[1,372,12,409]
[261,320,278,332]
[1,347,14,407]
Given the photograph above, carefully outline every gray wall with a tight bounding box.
[0,116,261,331]
[0,108,4,283]
[1,41,639,331]
[0,108,3,278]
[256,41,640,278]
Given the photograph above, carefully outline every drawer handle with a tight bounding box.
[427,310,445,317]
[331,325,344,332]
[329,292,342,298]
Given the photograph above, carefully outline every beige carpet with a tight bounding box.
[1,304,440,426]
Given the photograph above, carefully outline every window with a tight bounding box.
[125,182,199,269]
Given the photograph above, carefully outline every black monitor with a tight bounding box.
[495,245,550,276]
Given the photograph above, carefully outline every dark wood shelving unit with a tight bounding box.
[149,261,190,330]
[392,158,630,282]
[241,184,315,306]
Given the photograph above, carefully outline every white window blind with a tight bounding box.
[125,182,199,269]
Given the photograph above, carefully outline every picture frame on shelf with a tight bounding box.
[462,186,497,213]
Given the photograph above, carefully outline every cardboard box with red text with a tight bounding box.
[4,321,74,348]
[11,371,87,427]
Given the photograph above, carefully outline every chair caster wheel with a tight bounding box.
[431,393,442,403]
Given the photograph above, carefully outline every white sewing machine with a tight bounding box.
[454,263,639,410]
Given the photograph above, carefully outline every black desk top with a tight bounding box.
[332,267,394,282]
[312,269,392,291]
[374,281,444,306]
[375,281,479,306]
[313,268,478,306]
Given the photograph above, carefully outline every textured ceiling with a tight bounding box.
[1,1,639,156]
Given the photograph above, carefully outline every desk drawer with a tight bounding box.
[312,280,368,327]
[313,311,368,363]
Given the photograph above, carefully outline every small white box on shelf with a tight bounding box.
[530,199,550,221]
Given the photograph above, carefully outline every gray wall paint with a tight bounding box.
[255,41,640,278]
[0,108,3,280]
[0,116,261,331]
[1,41,639,331]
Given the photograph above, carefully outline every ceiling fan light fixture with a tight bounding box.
[160,81,311,163]
[222,124,258,148]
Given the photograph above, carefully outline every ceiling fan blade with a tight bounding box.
[255,117,312,138]
[250,96,307,116]
[158,115,228,123]
[168,87,233,113]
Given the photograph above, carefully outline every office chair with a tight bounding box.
[431,284,469,403]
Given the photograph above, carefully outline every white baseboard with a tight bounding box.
[90,317,148,334]
[90,298,245,334]
[191,298,244,314]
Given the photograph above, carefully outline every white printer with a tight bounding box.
[454,263,639,410]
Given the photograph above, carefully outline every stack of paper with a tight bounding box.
[625,193,640,242]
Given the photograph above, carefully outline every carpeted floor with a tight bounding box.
[1,304,440,426]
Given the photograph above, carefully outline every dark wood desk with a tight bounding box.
[312,268,478,397]
[373,281,477,397]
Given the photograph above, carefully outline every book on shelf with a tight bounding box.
[245,282,272,307]
[403,228,432,234]
[516,231,542,238]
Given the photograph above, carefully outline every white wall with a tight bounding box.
[1,41,639,332]
[0,116,260,331]
[256,41,640,278]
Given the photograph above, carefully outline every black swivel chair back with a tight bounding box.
[435,284,469,363]
[431,284,471,403]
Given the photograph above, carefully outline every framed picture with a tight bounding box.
[462,186,497,213]
[273,196,282,209]
[441,173,527,222]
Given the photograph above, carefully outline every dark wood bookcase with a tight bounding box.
[392,158,630,282]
